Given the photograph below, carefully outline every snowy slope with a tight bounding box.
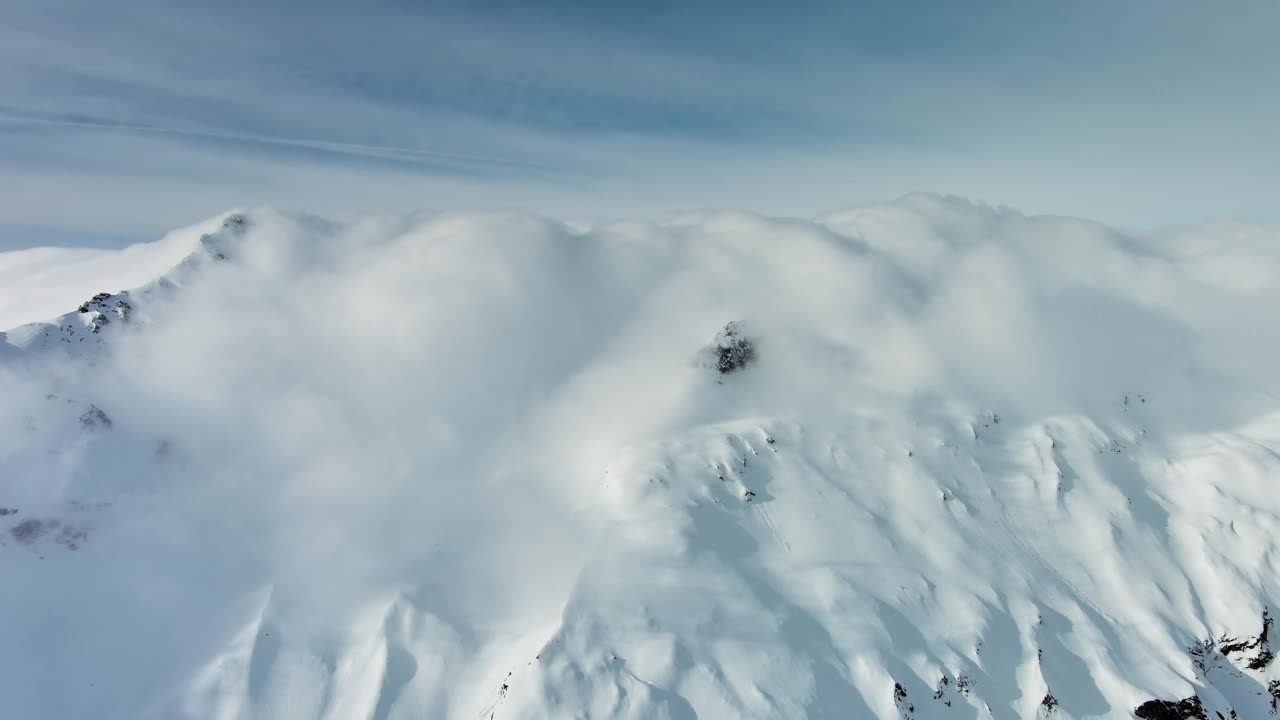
[0,213,235,332]
[3,196,1280,719]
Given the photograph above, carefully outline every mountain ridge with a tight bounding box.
[2,196,1279,718]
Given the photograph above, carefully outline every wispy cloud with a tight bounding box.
[0,0,1276,240]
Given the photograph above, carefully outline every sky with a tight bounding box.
[0,0,1277,245]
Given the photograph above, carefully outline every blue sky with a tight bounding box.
[1,0,1276,244]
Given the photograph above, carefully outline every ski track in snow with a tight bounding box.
[755,503,790,553]
[988,507,1116,628]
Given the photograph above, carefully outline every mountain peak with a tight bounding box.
[2,199,1280,719]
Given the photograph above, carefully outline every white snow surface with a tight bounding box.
[0,215,227,331]
[3,195,1280,719]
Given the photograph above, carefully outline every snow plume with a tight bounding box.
[3,194,1280,718]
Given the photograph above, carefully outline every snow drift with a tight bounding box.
[3,195,1280,719]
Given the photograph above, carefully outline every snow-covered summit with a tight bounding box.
[2,196,1280,719]
[0,211,250,356]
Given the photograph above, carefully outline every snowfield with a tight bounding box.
[3,195,1280,719]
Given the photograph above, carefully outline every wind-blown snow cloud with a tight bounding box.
[4,198,1280,717]
[1,0,1277,241]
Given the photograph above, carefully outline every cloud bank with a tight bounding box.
[3,197,1280,716]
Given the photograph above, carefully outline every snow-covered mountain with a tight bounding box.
[3,195,1280,719]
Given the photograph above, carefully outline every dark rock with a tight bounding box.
[708,321,755,374]
[893,681,915,716]
[80,405,112,430]
[1215,609,1274,670]
[10,518,57,545]
[1134,696,1207,720]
